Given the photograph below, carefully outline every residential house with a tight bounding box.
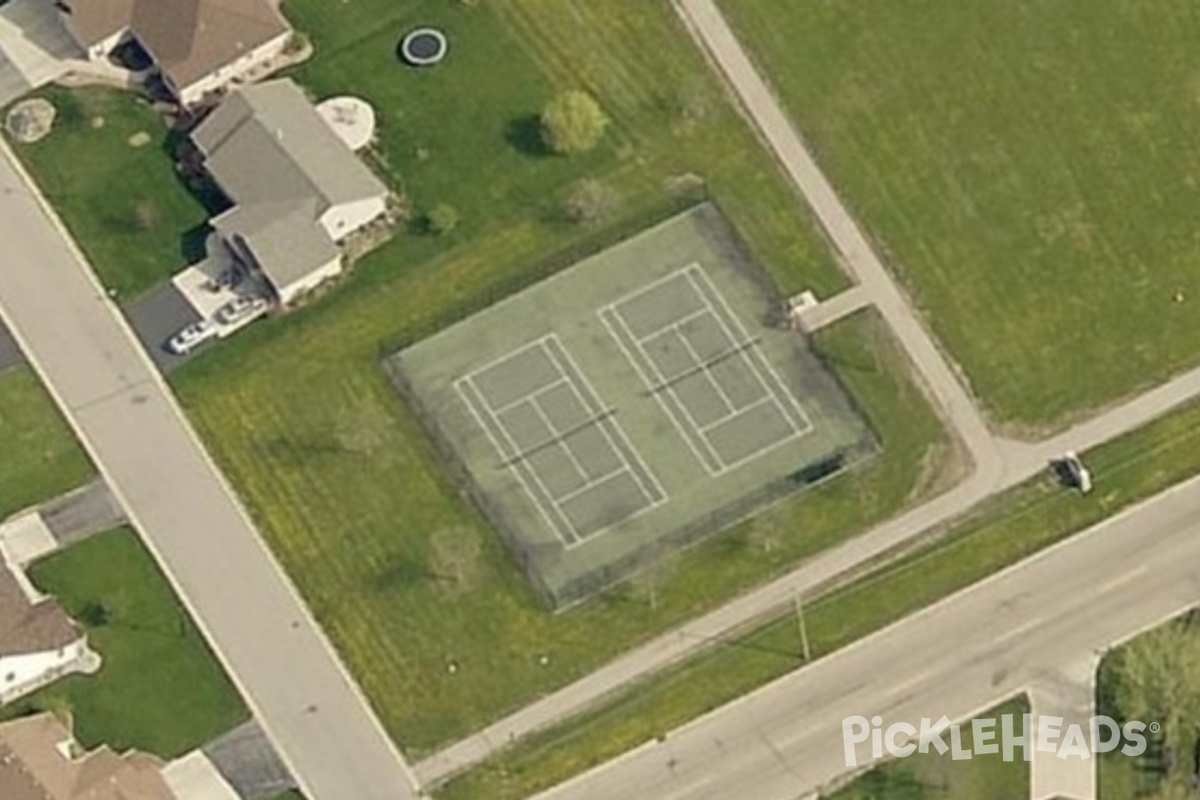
[54,0,293,106]
[0,551,95,705]
[0,712,174,799]
[190,78,389,305]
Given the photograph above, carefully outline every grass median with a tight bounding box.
[435,387,1200,799]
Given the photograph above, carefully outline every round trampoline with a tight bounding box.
[399,27,448,66]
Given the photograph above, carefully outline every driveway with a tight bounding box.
[124,281,205,373]
[0,0,79,107]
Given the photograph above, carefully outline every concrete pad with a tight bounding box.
[0,0,80,87]
[172,254,270,337]
[1029,656,1100,800]
[0,510,59,569]
[164,751,243,800]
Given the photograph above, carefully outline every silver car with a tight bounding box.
[167,320,218,355]
[217,295,269,325]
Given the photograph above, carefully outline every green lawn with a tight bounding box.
[160,0,958,757]
[723,0,1200,428]
[0,366,92,518]
[436,370,1200,799]
[827,700,1029,800]
[1,529,248,758]
[8,87,211,299]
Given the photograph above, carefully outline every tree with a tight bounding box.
[540,90,609,155]
[426,203,460,235]
[562,178,621,225]
[1111,620,1200,771]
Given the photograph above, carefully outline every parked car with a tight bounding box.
[167,320,218,355]
[1061,451,1092,494]
[216,295,270,325]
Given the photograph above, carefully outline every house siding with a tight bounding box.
[175,31,291,106]
[319,196,386,242]
[275,253,343,305]
[0,639,92,705]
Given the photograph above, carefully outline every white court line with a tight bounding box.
[602,264,703,325]
[605,311,729,471]
[674,323,737,416]
[685,268,801,436]
[698,394,774,434]
[687,265,814,436]
[457,337,554,400]
[544,334,668,510]
[598,305,727,475]
[529,399,589,488]
[489,376,570,417]
[632,306,713,345]
[453,375,578,547]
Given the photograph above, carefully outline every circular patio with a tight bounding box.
[316,96,377,151]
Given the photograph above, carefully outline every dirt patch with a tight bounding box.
[429,525,483,594]
[5,99,56,143]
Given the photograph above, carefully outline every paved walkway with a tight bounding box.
[793,286,873,332]
[1029,658,1099,800]
[0,139,417,800]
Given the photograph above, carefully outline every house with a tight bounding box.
[0,713,175,799]
[190,78,389,305]
[54,0,293,106]
[0,546,96,705]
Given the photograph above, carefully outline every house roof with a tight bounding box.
[212,199,340,292]
[0,561,79,658]
[193,78,386,211]
[0,714,173,800]
[57,0,291,93]
[192,79,386,291]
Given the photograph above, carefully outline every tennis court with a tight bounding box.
[389,204,875,608]
[600,264,812,475]
[455,334,665,546]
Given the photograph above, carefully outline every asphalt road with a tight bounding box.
[534,472,1200,800]
[0,141,417,800]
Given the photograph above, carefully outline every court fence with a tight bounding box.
[388,343,878,610]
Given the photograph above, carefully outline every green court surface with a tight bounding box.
[390,205,873,607]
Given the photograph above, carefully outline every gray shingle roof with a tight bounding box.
[193,78,386,212]
[192,78,387,292]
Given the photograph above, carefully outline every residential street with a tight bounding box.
[533,471,1200,800]
[0,141,418,800]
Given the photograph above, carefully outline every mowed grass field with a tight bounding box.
[723,0,1200,428]
[168,0,958,755]
[0,366,92,517]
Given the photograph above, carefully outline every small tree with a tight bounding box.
[562,178,621,225]
[540,90,609,155]
[426,203,460,235]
